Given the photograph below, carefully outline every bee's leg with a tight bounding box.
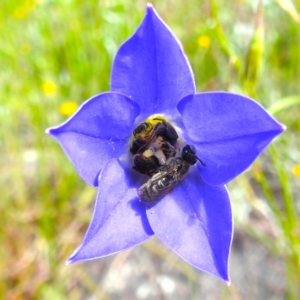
[162,141,177,158]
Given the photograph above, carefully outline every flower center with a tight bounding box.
[130,115,180,176]
[129,115,206,206]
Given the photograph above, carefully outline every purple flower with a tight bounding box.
[46,4,284,282]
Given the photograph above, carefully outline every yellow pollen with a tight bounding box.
[292,165,300,177]
[197,35,211,48]
[59,101,78,116]
[42,81,57,95]
[145,115,167,126]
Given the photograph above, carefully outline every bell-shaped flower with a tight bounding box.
[46,4,284,282]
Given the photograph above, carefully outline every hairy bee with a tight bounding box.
[130,116,178,154]
[138,144,206,205]
[130,116,179,176]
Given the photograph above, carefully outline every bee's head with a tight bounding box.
[182,145,206,166]
[181,145,197,165]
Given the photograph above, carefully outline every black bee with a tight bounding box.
[138,145,206,205]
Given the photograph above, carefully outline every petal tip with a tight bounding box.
[65,257,75,265]
[146,3,154,10]
[225,279,231,286]
[280,123,287,132]
[45,126,58,135]
[66,247,81,265]
[45,128,51,135]
[45,126,59,136]
[146,3,158,18]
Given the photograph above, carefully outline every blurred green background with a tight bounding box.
[1,0,300,299]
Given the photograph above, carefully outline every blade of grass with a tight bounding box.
[210,0,242,74]
[268,95,300,115]
[277,0,300,24]
[242,0,264,96]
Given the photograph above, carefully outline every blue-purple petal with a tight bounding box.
[111,4,195,118]
[46,92,139,186]
[67,159,154,264]
[177,92,285,185]
[146,168,232,282]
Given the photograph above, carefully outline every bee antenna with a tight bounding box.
[196,156,206,167]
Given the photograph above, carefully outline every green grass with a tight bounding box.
[1,0,300,299]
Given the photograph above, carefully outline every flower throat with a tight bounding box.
[130,115,205,205]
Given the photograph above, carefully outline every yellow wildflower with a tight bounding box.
[197,35,211,48]
[14,8,26,20]
[292,165,300,177]
[25,0,36,11]
[59,101,78,116]
[42,81,57,95]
